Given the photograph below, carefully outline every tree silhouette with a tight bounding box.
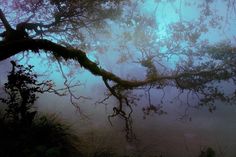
[0,61,82,157]
[0,0,236,139]
[0,61,56,125]
[198,147,216,157]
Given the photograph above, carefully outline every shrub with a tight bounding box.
[0,61,81,157]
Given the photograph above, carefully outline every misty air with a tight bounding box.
[0,0,236,157]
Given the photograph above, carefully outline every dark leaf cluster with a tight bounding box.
[0,61,42,125]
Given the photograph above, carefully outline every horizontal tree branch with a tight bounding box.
[0,38,227,90]
[0,39,156,86]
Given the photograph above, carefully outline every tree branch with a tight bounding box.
[0,38,230,90]
[0,39,154,87]
[0,9,13,31]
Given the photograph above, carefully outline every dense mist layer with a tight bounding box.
[0,0,236,157]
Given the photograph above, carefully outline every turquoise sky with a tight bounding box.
[1,1,236,156]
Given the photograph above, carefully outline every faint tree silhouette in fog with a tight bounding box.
[0,62,81,157]
[198,147,216,157]
[0,61,39,125]
[0,0,236,139]
[0,60,57,125]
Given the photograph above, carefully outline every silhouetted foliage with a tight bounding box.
[0,113,81,157]
[0,62,81,157]
[0,61,41,125]
[0,0,236,141]
[198,147,216,157]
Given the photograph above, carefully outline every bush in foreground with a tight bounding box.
[0,112,81,157]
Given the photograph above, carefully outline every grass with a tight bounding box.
[0,110,218,157]
[0,112,81,157]
[0,110,164,157]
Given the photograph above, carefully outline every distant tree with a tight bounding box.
[0,61,81,157]
[0,0,236,139]
[0,61,52,125]
[199,147,216,157]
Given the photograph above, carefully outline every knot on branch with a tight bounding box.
[0,9,29,42]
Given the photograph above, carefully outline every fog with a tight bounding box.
[2,61,236,157]
[1,0,236,156]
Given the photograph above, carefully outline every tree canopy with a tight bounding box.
[0,0,236,139]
